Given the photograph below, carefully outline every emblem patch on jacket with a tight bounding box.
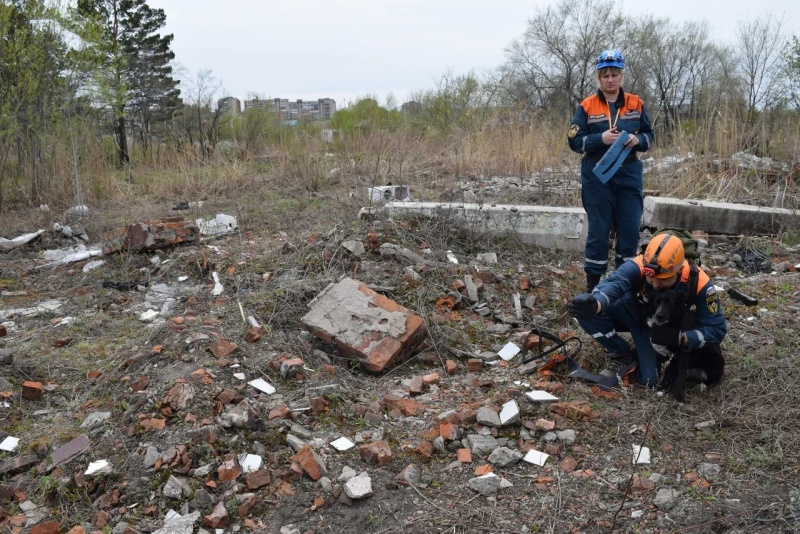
[706,288,719,314]
[568,124,579,139]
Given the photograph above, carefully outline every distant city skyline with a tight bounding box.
[149,0,800,109]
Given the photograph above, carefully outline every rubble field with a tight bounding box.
[1,196,800,534]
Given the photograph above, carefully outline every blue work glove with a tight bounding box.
[650,325,681,347]
[569,293,598,320]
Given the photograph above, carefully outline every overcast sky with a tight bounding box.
[148,0,800,109]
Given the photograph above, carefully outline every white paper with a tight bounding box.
[526,390,559,402]
[499,400,519,425]
[330,437,355,451]
[233,372,246,380]
[239,454,262,473]
[85,459,111,476]
[632,444,651,464]
[248,378,275,395]
[497,342,521,361]
[0,436,20,452]
[211,272,224,296]
[523,449,550,467]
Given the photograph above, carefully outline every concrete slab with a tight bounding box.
[381,202,587,252]
[301,278,426,373]
[643,197,799,235]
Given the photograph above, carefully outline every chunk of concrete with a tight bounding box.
[381,202,587,252]
[301,278,426,373]
[642,196,800,235]
[343,472,373,499]
[467,473,513,496]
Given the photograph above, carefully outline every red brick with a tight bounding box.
[244,327,261,343]
[208,339,238,358]
[236,495,257,518]
[467,359,483,372]
[22,381,43,401]
[457,449,472,463]
[294,445,326,480]
[422,372,440,385]
[203,502,230,529]
[415,441,434,460]
[217,458,240,482]
[130,375,149,392]
[445,360,458,374]
[30,522,61,534]
[409,375,424,395]
[439,422,458,441]
[268,404,291,420]
[245,470,271,490]
[359,441,392,466]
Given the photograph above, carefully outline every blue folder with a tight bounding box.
[592,130,633,183]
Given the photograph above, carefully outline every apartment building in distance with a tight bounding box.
[243,97,337,123]
[217,96,242,116]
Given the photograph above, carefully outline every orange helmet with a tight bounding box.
[642,234,685,278]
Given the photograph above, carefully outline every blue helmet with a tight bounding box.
[596,49,624,70]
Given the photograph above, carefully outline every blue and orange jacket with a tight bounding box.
[567,89,654,161]
[592,257,727,351]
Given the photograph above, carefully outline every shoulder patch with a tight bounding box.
[706,286,717,296]
[706,293,719,314]
[568,124,579,139]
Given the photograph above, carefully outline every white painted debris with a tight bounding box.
[446,250,459,264]
[632,444,651,465]
[343,472,374,499]
[513,293,522,319]
[140,309,159,322]
[367,185,411,202]
[248,378,276,395]
[178,276,189,282]
[0,436,20,452]
[526,390,559,402]
[153,510,201,534]
[631,509,644,518]
[233,372,246,380]
[497,342,521,361]
[523,449,550,467]
[83,260,105,273]
[248,316,260,328]
[499,400,520,425]
[54,317,74,326]
[211,272,223,296]
[0,299,63,321]
[476,252,498,264]
[85,459,112,476]
[238,453,263,473]
[694,420,715,430]
[330,437,355,451]
[196,214,238,236]
[0,230,45,251]
[65,205,90,216]
[42,244,103,264]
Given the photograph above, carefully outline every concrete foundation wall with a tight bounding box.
[642,197,799,235]
[382,202,588,252]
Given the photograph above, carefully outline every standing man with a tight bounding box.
[568,49,654,291]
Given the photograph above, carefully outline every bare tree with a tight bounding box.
[501,0,623,116]
[736,15,788,117]
[626,17,717,132]
[182,69,222,162]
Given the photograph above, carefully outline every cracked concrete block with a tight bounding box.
[301,278,425,373]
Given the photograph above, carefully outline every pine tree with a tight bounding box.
[73,0,179,166]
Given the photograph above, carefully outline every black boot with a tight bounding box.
[586,273,601,292]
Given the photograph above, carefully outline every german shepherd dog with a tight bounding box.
[647,289,725,402]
